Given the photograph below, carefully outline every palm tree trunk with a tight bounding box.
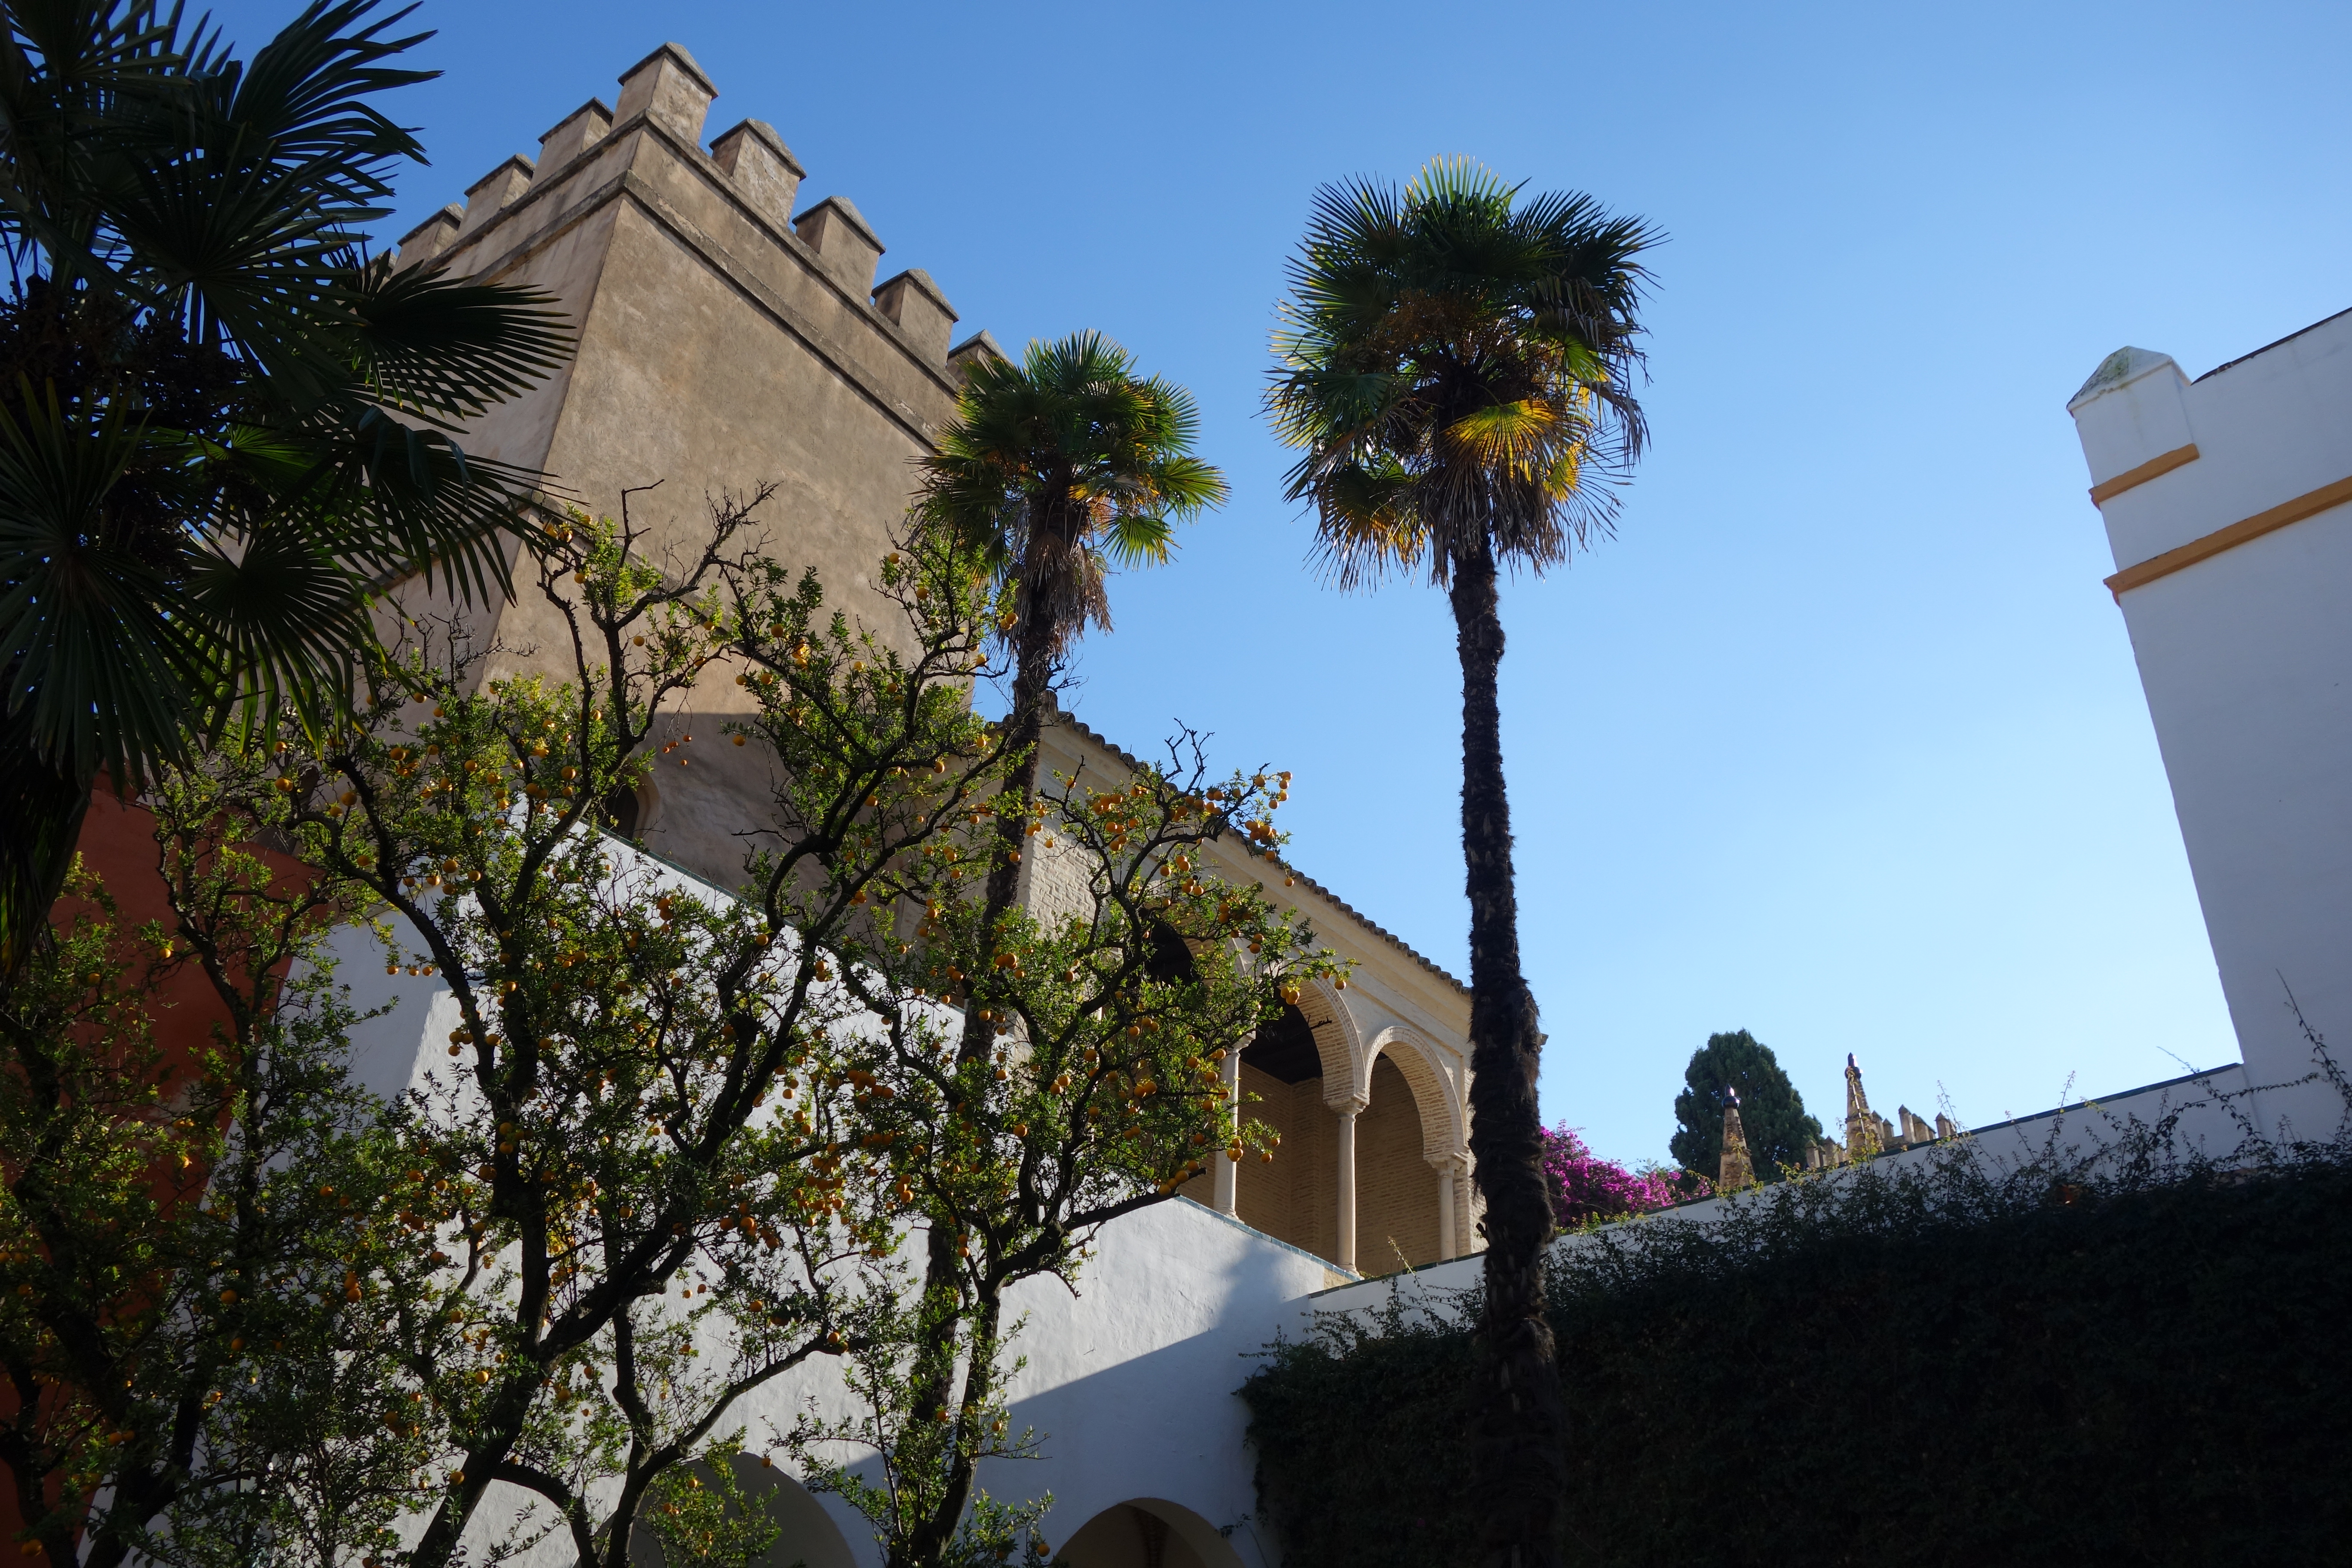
[959,598,1058,1065]
[0,726,96,1008]
[1450,535,1565,1568]
[907,574,1059,1459]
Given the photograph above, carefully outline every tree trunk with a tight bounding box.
[1450,535,1564,1568]
[906,560,1060,1478]
[894,1286,1004,1568]
[0,731,95,1006]
[956,597,1058,1068]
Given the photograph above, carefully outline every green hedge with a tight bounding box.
[1240,1153,2352,1567]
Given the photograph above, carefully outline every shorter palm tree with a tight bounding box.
[901,331,1223,1490]
[1268,157,1658,1568]
[914,330,1226,954]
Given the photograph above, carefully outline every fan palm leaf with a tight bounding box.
[0,0,573,983]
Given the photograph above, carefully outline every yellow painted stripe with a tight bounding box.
[2107,471,2352,600]
[2088,442,2200,505]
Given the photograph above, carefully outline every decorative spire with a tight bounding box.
[1844,1053,1880,1160]
[1718,1087,1755,1191]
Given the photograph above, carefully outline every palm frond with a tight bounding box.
[243,404,548,604]
[0,383,197,783]
[915,328,1222,654]
[345,252,572,423]
[1267,158,1659,585]
[0,0,564,979]
[178,520,371,746]
[1096,508,1174,569]
[221,0,433,187]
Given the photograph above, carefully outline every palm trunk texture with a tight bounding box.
[1451,537,1566,1568]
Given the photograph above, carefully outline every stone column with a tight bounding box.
[1432,1154,1463,1260]
[1334,1095,1367,1273]
[1213,1034,1248,1216]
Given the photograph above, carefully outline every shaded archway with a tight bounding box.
[1364,1027,1464,1164]
[1054,1497,1246,1568]
[1223,986,1468,1270]
[1365,1026,1473,1262]
[626,1454,856,1568]
[1228,1000,1330,1258]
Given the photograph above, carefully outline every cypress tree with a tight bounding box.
[1670,1030,1822,1182]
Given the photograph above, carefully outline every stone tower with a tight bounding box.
[368,43,1488,1283]
[391,42,996,886]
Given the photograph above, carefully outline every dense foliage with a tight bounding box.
[1666,1029,1822,1182]
[1244,1078,2352,1568]
[10,487,1329,1566]
[793,743,1324,1568]
[0,841,434,1566]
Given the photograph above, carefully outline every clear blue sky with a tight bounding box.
[214,0,2351,1166]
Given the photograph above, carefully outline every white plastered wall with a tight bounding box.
[2067,309,2352,1142]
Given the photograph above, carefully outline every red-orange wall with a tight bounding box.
[2,794,302,1548]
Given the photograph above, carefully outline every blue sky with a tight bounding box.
[214,0,2351,1165]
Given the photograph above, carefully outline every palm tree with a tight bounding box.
[1268,157,1658,1568]
[0,0,568,991]
[913,329,1225,1026]
[899,332,1222,1531]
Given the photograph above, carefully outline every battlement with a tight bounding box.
[395,41,979,388]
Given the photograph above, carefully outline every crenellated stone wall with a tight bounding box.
[385,42,994,889]
[380,41,1478,1290]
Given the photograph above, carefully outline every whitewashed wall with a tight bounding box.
[314,860,1346,1568]
[2067,311,2352,1142]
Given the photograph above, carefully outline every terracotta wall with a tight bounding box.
[0,793,302,1547]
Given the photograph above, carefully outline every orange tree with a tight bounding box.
[242,489,1027,1568]
[0,808,438,1567]
[789,747,1338,1568]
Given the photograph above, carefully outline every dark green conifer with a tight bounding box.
[1670,1030,1823,1182]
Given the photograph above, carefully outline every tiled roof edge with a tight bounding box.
[1049,708,1470,998]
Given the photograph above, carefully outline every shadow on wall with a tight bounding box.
[1057,1498,1244,1568]
[626,1454,855,1568]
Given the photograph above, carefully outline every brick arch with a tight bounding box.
[1295,977,1362,1103]
[1365,1025,1466,1164]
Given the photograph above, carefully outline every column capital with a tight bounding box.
[1425,1147,1470,1176]
[1329,1093,1369,1117]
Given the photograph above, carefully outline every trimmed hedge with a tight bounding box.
[1240,1158,2352,1567]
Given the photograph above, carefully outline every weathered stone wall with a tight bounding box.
[390,43,987,890]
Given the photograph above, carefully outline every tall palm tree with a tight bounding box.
[1268,157,1658,1568]
[913,329,1226,1021]
[0,0,569,989]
